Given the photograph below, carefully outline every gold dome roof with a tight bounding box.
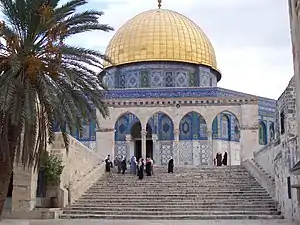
[104,9,219,73]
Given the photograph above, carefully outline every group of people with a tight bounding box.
[214,152,228,166]
[104,155,175,179]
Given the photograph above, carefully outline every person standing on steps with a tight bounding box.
[121,156,127,174]
[145,157,152,176]
[216,152,222,166]
[168,157,174,173]
[130,156,137,174]
[149,157,154,175]
[105,155,111,179]
[222,152,228,166]
[138,158,145,180]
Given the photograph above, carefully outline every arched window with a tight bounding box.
[221,115,230,140]
[259,122,267,145]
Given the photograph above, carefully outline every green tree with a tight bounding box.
[0,0,113,218]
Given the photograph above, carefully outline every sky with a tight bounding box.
[66,0,293,100]
[0,0,293,100]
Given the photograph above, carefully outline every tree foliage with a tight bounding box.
[0,0,113,169]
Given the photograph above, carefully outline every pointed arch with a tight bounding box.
[179,112,207,140]
[148,112,174,140]
[259,121,267,145]
[114,112,140,141]
[212,111,240,142]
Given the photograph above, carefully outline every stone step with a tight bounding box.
[59,213,284,220]
[85,190,269,194]
[65,206,278,212]
[76,199,276,204]
[71,202,278,208]
[61,209,281,216]
[81,194,273,199]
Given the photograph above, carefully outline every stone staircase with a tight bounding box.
[60,165,283,220]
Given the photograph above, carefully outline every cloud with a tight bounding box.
[73,0,292,99]
[1,0,294,99]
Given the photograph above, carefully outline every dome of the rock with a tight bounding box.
[103,9,220,78]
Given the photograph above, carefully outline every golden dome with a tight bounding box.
[104,9,219,73]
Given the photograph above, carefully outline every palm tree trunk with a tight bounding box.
[0,155,13,220]
[0,128,17,220]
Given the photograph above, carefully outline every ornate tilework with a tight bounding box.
[115,141,128,158]
[179,112,207,140]
[199,143,212,165]
[151,71,164,87]
[119,73,126,88]
[160,141,173,165]
[165,71,174,87]
[115,112,140,141]
[202,75,209,87]
[140,71,149,87]
[159,113,174,140]
[103,73,115,88]
[175,71,189,87]
[189,72,196,87]
[178,141,193,165]
[126,72,140,88]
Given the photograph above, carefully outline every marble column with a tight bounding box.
[207,130,213,165]
[141,129,147,159]
[173,129,180,166]
[152,134,159,165]
[125,134,133,159]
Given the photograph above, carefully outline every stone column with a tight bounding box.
[173,129,180,166]
[96,128,115,161]
[207,130,213,165]
[152,134,159,165]
[125,134,133,159]
[141,129,147,159]
[11,163,38,212]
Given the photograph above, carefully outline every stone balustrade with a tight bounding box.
[48,132,103,207]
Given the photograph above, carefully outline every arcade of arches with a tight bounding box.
[114,111,241,166]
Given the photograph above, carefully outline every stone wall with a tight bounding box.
[276,77,297,139]
[254,141,282,178]
[254,136,300,221]
[253,74,300,221]
[49,133,102,206]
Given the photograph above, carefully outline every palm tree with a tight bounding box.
[0,0,113,218]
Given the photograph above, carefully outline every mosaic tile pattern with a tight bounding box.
[160,141,173,165]
[178,141,193,165]
[115,141,128,158]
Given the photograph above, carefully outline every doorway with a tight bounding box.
[135,140,142,160]
[146,140,153,158]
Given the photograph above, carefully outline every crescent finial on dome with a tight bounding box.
[158,0,162,9]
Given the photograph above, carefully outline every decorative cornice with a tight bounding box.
[105,96,258,107]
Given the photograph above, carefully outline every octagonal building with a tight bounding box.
[94,6,276,166]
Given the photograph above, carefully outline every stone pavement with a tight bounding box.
[0,220,297,225]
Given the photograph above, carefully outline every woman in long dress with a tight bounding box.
[168,157,174,173]
[145,158,152,176]
[138,158,144,180]
[130,156,137,174]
